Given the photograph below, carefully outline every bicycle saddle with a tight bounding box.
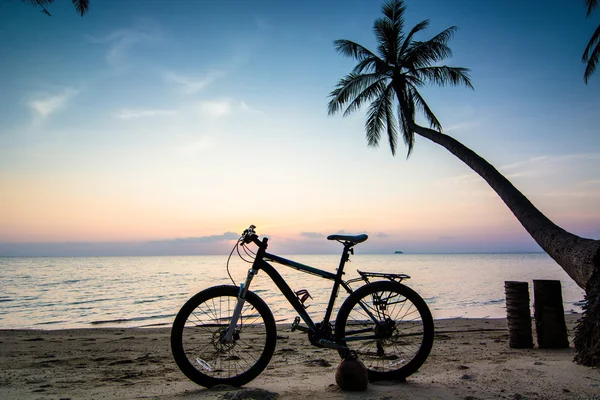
[326,233,368,244]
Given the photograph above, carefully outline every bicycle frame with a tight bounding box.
[223,237,358,346]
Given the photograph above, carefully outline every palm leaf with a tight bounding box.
[72,0,90,16]
[380,0,406,61]
[374,17,398,64]
[398,19,429,59]
[396,90,416,157]
[343,79,388,117]
[410,85,442,131]
[583,24,600,83]
[404,27,457,68]
[385,93,399,154]
[333,39,389,74]
[328,73,383,115]
[585,0,599,17]
[334,39,379,61]
[21,0,54,15]
[415,66,474,89]
[365,84,395,152]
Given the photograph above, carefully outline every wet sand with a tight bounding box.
[1,315,598,399]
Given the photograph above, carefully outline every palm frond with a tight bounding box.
[21,0,54,6]
[72,0,90,16]
[334,40,389,74]
[410,86,442,131]
[583,24,600,83]
[398,19,429,59]
[334,39,378,61]
[381,0,406,61]
[585,0,599,17]
[404,27,457,68]
[385,94,399,155]
[396,91,416,157]
[353,55,391,75]
[21,0,54,15]
[365,84,396,152]
[415,66,474,89]
[381,0,406,29]
[328,73,383,115]
[343,79,388,117]
[374,17,398,64]
[405,74,425,87]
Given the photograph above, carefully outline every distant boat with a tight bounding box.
[394,250,404,254]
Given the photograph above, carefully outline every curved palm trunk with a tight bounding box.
[410,123,600,366]
[410,123,600,289]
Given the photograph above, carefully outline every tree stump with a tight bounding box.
[504,281,533,348]
[533,280,569,348]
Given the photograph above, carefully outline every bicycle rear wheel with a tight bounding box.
[335,281,434,381]
[171,285,277,387]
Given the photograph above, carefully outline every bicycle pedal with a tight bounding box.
[291,316,301,332]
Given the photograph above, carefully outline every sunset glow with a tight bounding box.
[0,0,598,255]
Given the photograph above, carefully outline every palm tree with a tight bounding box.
[328,0,600,366]
[583,0,600,83]
[21,0,90,16]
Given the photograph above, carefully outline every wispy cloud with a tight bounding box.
[149,232,239,244]
[177,136,215,156]
[198,100,233,118]
[240,101,263,114]
[438,152,600,203]
[164,71,225,94]
[28,88,78,118]
[442,153,600,185]
[301,232,323,239]
[89,21,161,72]
[443,120,480,133]
[116,108,177,119]
[197,100,262,118]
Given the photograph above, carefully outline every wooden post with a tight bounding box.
[504,281,533,348]
[533,280,569,348]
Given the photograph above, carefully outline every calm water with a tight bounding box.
[0,253,585,330]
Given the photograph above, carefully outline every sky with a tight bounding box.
[0,0,598,256]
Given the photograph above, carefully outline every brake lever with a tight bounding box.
[241,225,257,244]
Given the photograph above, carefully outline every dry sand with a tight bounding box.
[1,315,598,400]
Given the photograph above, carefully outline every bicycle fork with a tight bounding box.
[222,268,257,342]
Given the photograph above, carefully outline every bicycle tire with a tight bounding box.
[171,285,277,387]
[335,281,434,381]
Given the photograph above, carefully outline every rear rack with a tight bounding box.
[346,270,411,286]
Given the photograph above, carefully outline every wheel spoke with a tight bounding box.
[172,286,276,387]
[336,282,433,380]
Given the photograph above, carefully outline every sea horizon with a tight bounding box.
[0,250,548,258]
[0,253,584,330]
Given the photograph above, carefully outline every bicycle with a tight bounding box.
[171,225,434,388]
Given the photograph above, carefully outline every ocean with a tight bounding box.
[0,253,585,330]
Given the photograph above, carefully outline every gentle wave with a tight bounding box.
[0,254,586,330]
[90,314,175,325]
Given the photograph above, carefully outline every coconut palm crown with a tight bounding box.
[328,0,473,157]
[329,0,600,367]
[583,0,600,83]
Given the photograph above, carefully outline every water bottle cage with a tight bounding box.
[295,289,312,309]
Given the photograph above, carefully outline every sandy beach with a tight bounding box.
[1,314,598,400]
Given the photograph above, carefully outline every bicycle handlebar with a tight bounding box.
[239,224,267,248]
[240,225,257,244]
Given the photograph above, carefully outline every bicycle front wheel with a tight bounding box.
[335,281,434,381]
[171,285,277,388]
